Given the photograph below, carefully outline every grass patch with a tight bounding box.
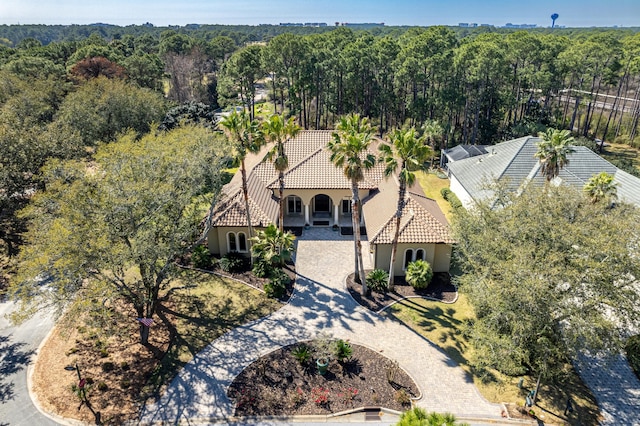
[142,268,280,399]
[416,170,453,222]
[388,294,600,425]
[600,142,640,174]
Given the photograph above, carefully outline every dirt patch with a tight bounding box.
[228,343,418,416]
[32,306,172,424]
[346,271,456,312]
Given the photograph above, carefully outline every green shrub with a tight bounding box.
[366,269,389,293]
[97,382,108,392]
[219,251,247,273]
[252,258,274,278]
[405,260,433,290]
[101,361,115,372]
[120,361,130,371]
[120,379,131,389]
[192,245,213,269]
[292,344,311,364]
[264,268,289,298]
[626,335,640,380]
[333,339,353,362]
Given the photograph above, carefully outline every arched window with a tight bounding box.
[227,232,237,252]
[415,249,425,261]
[227,232,248,253]
[403,249,414,269]
[238,232,247,252]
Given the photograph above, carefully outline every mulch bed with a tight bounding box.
[346,271,457,312]
[228,343,418,416]
[211,263,296,302]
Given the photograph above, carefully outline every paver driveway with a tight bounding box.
[140,228,502,424]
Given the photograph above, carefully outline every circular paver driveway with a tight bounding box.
[141,228,502,424]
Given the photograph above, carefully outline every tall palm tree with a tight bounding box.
[328,113,376,294]
[421,119,444,167]
[218,110,265,256]
[534,128,575,182]
[263,113,301,232]
[584,172,618,204]
[379,128,432,289]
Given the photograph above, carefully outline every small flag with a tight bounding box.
[137,318,154,327]
[78,378,86,388]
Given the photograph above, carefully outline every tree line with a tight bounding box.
[2,25,640,147]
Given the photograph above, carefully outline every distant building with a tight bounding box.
[279,22,327,27]
[458,23,478,28]
[504,23,537,29]
[335,22,385,29]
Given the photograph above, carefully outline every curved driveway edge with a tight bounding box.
[141,228,502,424]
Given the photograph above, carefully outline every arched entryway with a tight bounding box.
[312,194,333,225]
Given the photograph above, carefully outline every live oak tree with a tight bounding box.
[10,125,230,344]
[453,185,640,401]
[55,76,166,146]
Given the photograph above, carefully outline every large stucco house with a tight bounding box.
[207,130,454,275]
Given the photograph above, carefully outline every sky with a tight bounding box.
[1,0,638,28]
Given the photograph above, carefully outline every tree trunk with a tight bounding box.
[387,177,406,290]
[278,170,285,233]
[352,180,367,295]
[241,159,254,264]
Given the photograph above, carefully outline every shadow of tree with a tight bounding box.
[0,334,34,403]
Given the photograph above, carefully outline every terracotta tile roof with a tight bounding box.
[210,171,278,227]
[251,130,385,190]
[363,175,454,245]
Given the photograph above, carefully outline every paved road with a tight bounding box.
[141,228,503,424]
[0,300,58,426]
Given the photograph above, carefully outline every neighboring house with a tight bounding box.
[440,144,488,170]
[208,130,454,274]
[447,135,640,209]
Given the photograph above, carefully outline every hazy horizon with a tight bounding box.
[1,0,639,28]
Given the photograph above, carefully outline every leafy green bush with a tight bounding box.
[366,269,389,293]
[219,251,247,273]
[333,339,353,362]
[441,187,462,209]
[396,408,467,426]
[252,258,274,278]
[405,260,433,290]
[264,268,289,298]
[626,335,640,380]
[192,245,213,269]
[292,344,311,364]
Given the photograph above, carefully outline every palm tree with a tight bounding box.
[218,110,265,257]
[396,407,468,426]
[328,113,376,294]
[551,13,559,28]
[250,223,295,267]
[421,119,444,167]
[584,172,618,204]
[379,128,432,289]
[534,128,575,182]
[263,113,301,232]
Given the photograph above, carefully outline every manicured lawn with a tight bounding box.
[143,269,281,395]
[416,170,454,222]
[388,295,600,425]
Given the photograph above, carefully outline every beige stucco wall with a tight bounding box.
[282,189,370,207]
[373,242,452,276]
[207,226,256,257]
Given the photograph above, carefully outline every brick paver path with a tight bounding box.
[141,228,503,423]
